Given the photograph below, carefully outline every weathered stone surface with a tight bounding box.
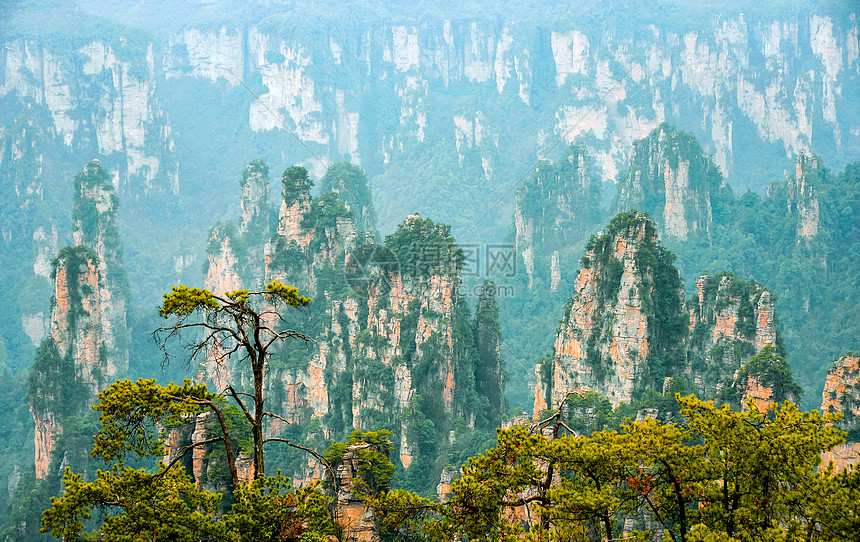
[326,443,381,542]
[741,373,776,413]
[205,224,244,296]
[615,124,718,242]
[71,160,130,381]
[687,273,778,395]
[537,212,673,410]
[30,161,131,478]
[820,353,860,472]
[515,144,597,290]
[436,466,458,501]
[31,409,60,480]
[52,256,103,391]
[535,214,784,416]
[180,167,493,490]
[1,39,179,192]
[821,442,860,473]
[32,249,101,479]
[787,153,822,242]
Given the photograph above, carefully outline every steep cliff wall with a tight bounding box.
[784,152,823,242]
[29,246,101,479]
[535,211,687,411]
[515,144,600,290]
[239,159,272,284]
[687,273,780,395]
[820,353,860,471]
[534,211,796,416]
[184,161,501,492]
[71,160,130,379]
[26,161,131,479]
[0,39,179,194]
[615,124,724,242]
[146,10,860,193]
[2,6,859,390]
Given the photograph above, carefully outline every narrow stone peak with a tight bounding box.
[536,210,686,412]
[615,123,722,242]
[687,272,780,395]
[514,143,599,290]
[535,211,790,418]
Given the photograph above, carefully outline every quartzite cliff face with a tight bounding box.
[174,161,503,491]
[2,8,858,377]
[71,160,130,380]
[534,211,790,416]
[515,143,600,291]
[29,246,99,479]
[820,353,860,471]
[510,116,859,418]
[687,273,779,396]
[27,160,130,478]
[535,211,686,411]
[615,124,724,242]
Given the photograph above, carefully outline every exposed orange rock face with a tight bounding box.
[52,253,101,391]
[71,159,130,379]
[236,452,256,483]
[327,443,380,542]
[753,291,777,350]
[436,466,458,501]
[821,443,860,473]
[687,273,778,395]
[820,353,860,472]
[535,214,783,418]
[277,183,313,248]
[821,354,860,416]
[532,370,548,420]
[537,213,660,411]
[191,413,208,482]
[33,244,112,479]
[32,409,61,480]
[742,373,775,413]
[205,225,244,296]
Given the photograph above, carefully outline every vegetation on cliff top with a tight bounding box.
[318,162,377,234]
[567,210,687,395]
[384,215,464,278]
